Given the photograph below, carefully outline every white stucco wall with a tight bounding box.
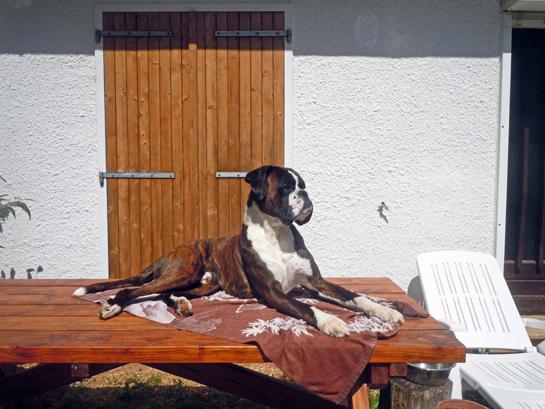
[0,0,503,287]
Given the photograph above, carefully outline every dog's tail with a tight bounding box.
[72,263,159,296]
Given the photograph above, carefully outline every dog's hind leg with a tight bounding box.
[98,261,202,320]
[73,262,161,296]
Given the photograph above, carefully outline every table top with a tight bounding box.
[0,278,465,364]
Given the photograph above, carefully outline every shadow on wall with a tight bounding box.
[0,0,503,58]
[1,266,43,279]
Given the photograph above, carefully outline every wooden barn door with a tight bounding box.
[101,11,285,278]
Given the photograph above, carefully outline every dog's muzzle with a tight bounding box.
[293,191,313,225]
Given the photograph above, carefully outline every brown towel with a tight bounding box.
[78,288,425,404]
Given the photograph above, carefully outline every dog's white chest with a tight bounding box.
[245,208,312,293]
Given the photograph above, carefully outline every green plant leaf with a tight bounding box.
[0,206,12,220]
[7,201,31,220]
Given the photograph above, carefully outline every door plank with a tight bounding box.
[104,12,120,278]
[216,12,230,238]
[148,12,163,261]
[228,12,241,235]
[239,12,252,213]
[273,12,285,166]
[182,12,198,242]
[126,12,142,277]
[262,12,274,166]
[136,12,153,270]
[250,13,263,171]
[159,12,174,254]
[205,12,219,239]
[114,12,131,279]
[170,12,184,247]
[197,12,209,239]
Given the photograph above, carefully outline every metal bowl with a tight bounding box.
[406,362,455,386]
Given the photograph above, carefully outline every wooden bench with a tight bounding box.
[0,277,465,409]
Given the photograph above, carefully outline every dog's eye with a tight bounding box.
[279,186,292,195]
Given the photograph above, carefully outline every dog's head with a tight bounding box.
[244,166,313,225]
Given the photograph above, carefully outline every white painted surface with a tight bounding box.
[0,0,503,288]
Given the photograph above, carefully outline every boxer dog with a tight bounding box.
[75,166,403,337]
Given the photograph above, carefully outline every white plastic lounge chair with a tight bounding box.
[417,251,545,409]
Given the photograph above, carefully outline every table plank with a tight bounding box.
[0,306,446,333]
[0,278,465,365]
[0,329,461,364]
[0,315,447,331]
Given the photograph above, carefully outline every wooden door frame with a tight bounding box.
[495,11,513,272]
[496,12,545,269]
[94,3,294,276]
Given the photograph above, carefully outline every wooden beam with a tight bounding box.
[149,363,343,409]
[0,363,121,399]
[517,127,530,274]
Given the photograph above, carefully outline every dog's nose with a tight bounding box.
[302,203,313,215]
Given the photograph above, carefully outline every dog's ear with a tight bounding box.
[245,166,273,200]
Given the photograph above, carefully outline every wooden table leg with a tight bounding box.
[349,383,370,409]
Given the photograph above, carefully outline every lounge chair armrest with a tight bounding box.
[537,340,545,356]
[436,318,466,331]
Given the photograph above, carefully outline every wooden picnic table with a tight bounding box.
[0,277,465,409]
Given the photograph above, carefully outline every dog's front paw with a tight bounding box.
[99,302,122,320]
[373,306,404,324]
[311,307,350,337]
[353,296,404,324]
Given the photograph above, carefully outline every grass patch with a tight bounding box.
[41,383,269,409]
